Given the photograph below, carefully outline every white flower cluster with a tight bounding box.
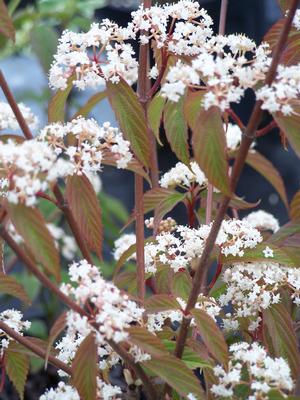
[0,309,31,354]
[211,342,294,399]
[40,380,121,400]
[113,233,136,261]
[57,260,146,371]
[39,118,132,173]
[220,260,300,331]
[129,1,213,55]
[144,219,262,274]
[159,161,207,189]
[0,177,8,197]
[0,101,38,131]
[224,123,242,151]
[49,19,137,90]
[0,139,68,206]
[243,210,280,233]
[256,64,300,115]
[47,224,77,260]
[293,9,300,30]
[147,295,220,333]
[162,35,270,108]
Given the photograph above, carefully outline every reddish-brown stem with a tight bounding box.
[147,50,169,99]
[256,120,277,137]
[173,0,299,360]
[227,108,245,131]
[36,191,57,204]
[0,70,33,140]
[52,184,93,265]
[218,0,228,36]
[0,320,72,375]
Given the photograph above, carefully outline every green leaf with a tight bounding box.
[5,342,30,400]
[0,0,15,41]
[263,303,300,379]
[163,97,190,164]
[274,108,300,159]
[144,294,181,313]
[171,271,192,301]
[221,242,298,267]
[72,91,107,119]
[30,25,58,73]
[193,107,231,196]
[245,151,288,209]
[8,203,60,281]
[66,174,103,259]
[106,78,150,167]
[191,308,228,366]
[72,333,97,400]
[48,74,74,122]
[144,187,186,220]
[184,90,205,131]
[0,272,30,305]
[128,326,167,356]
[290,190,300,220]
[267,221,300,244]
[147,92,165,145]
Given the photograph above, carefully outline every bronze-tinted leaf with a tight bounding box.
[5,342,30,400]
[66,174,103,258]
[72,333,97,400]
[106,78,150,167]
[290,190,300,220]
[48,75,74,122]
[274,106,300,159]
[8,203,60,281]
[45,312,67,368]
[148,93,165,145]
[0,273,30,305]
[0,0,15,41]
[144,294,181,313]
[72,91,107,119]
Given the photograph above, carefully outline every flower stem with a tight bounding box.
[173,0,299,360]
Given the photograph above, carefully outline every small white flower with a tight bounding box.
[263,246,274,258]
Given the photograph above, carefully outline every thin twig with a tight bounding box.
[0,70,33,140]
[256,120,277,137]
[173,0,299,360]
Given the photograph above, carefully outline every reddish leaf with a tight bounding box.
[48,75,74,122]
[0,273,30,305]
[127,326,167,357]
[66,174,103,258]
[5,342,30,400]
[72,91,107,119]
[267,221,300,244]
[290,190,300,220]
[274,109,300,160]
[8,203,60,281]
[45,312,67,367]
[213,192,260,210]
[184,90,205,131]
[0,0,15,41]
[106,78,150,167]
[191,308,228,366]
[144,187,186,220]
[147,92,165,145]
[263,303,300,379]
[245,151,288,209]
[144,294,181,313]
[164,98,190,164]
[193,107,231,196]
[72,333,97,400]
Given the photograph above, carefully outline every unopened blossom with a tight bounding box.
[243,210,280,233]
[159,161,207,189]
[211,342,294,399]
[0,309,31,354]
[145,217,177,233]
[39,118,132,174]
[0,101,38,131]
[220,260,300,330]
[49,20,137,90]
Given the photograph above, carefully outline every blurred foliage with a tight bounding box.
[0,0,106,72]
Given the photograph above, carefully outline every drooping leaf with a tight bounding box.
[290,190,300,220]
[8,203,60,281]
[263,303,300,378]
[45,312,67,367]
[30,25,58,73]
[213,192,260,210]
[0,273,30,305]
[193,107,231,196]
[245,151,288,209]
[274,107,300,159]
[191,308,228,366]
[72,333,97,400]
[163,97,190,164]
[144,294,181,313]
[147,92,165,145]
[171,271,192,301]
[5,342,30,400]
[48,74,74,122]
[66,174,103,258]
[72,91,107,119]
[106,78,150,167]
[0,0,15,41]
[184,90,205,131]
